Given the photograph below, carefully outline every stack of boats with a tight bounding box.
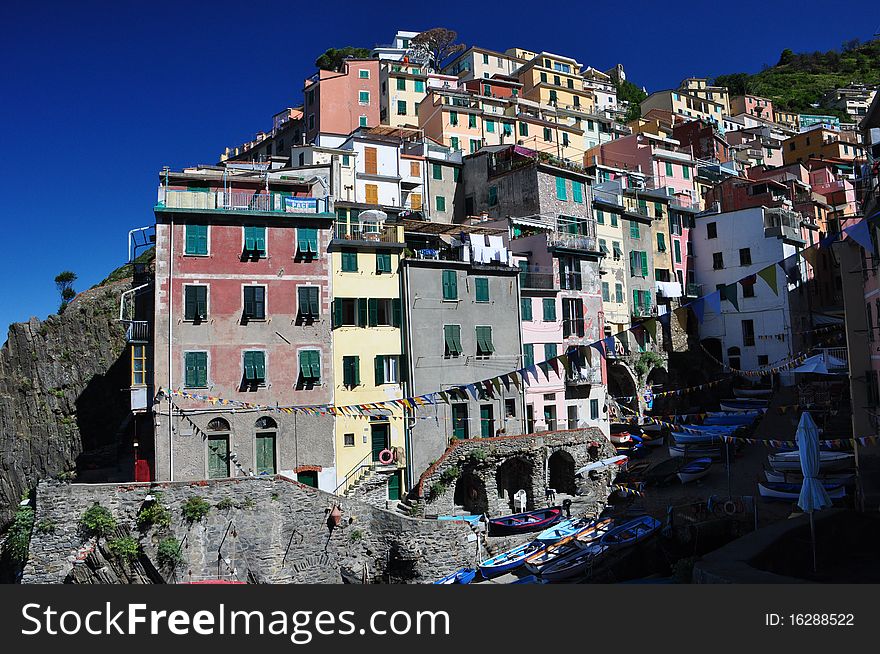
[759,449,855,501]
[611,423,665,457]
[669,403,765,460]
[435,509,661,584]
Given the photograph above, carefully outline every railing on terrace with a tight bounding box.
[125,321,150,343]
[333,222,402,243]
[559,271,583,291]
[592,187,623,207]
[819,347,848,371]
[158,188,331,214]
[685,283,702,297]
[566,365,603,385]
[411,244,513,266]
[546,231,599,252]
[764,207,805,243]
[519,269,556,290]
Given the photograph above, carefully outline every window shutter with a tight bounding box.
[310,351,320,380]
[244,351,255,381]
[185,227,196,254]
[254,287,265,318]
[629,251,637,276]
[555,176,567,200]
[255,228,265,253]
[254,351,266,380]
[572,182,583,203]
[244,287,255,318]
[185,287,196,320]
[521,298,532,321]
[357,298,368,327]
[352,355,360,386]
[391,298,401,327]
[452,325,462,353]
[523,343,534,367]
[185,353,196,387]
[196,286,207,318]
[308,288,319,317]
[641,251,648,278]
[374,355,385,385]
[298,287,307,316]
[244,227,256,252]
[367,298,378,326]
[657,233,665,251]
[543,298,556,321]
[332,300,341,328]
[299,351,309,378]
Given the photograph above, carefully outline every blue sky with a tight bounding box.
[1,0,876,335]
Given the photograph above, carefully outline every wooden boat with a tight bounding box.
[758,482,846,502]
[640,422,664,435]
[768,451,854,473]
[575,454,628,477]
[523,519,611,573]
[640,432,665,447]
[677,457,713,484]
[706,410,763,419]
[538,542,608,582]
[478,541,545,578]
[614,460,652,483]
[434,568,477,584]
[487,506,562,536]
[535,517,593,543]
[599,516,661,549]
[437,515,483,526]
[733,386,773,398]
[672,431,724,445]
[719,398,769,412]
[669,444,723,459]
[764,469,856,486]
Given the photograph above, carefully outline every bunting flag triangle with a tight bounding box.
[509,373,521,391]
[614,330,629,350]
[658,311,671,328]
[558,354,571,375]
[691,298,705,324]
[491,377,503,396]
[500,374,512,392]
[757,264,778,296]
[799,246,819,270]
[643,318,657,342]
[778,256,801,284]
[465,384,480,401]
[538,361,552,381]
[844,220,875,254]
[705,290,722,316]
[721,283,739,311]
[581,345,592,367]
[547,357,560,377]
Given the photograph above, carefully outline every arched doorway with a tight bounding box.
[547,450,576,496]
[453,472,488,515]
[206,418,231,479]
[496,457,535,511]
[254,416,277,475]
[607,361,639,416]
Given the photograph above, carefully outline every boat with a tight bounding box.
[477,541,545,578]
[487,506,562,537]
[643,458,684,486]
[434,568,477,584]
[733,386,773,398]
[640,422,664,435]
[610,431,632,445]
[672,431,724,445]
[703,414,759,426]
[534,517,593,543]
[523,534,580,573]
[719,398,769,412]
[599,516,661,549]
[706,410,763,419]
[614,460,652,483]
[758,482,846,502]
[538,542,608,582]
[437,515,483,526]
[764,469,856,486]
[768,451,854,473]
[575,454,628,477]
[669,444,723,459]
[677,457,713,484]
[572,517,614,548]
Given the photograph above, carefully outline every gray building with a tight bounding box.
[400,221,524,477]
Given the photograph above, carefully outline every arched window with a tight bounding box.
[207,417,230,432]
[254,416,277,475]
[205,418,230,479]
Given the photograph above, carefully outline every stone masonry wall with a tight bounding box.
[23,476,474,584]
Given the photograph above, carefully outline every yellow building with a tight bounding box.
[680,78,730,114]
[516,52,595,115]
[640,89,725,124]
[379,60,428,128]
[330,218,407,502]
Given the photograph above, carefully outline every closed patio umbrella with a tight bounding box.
[796,412,832,572]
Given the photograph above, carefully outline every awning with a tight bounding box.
[792,354,847,375]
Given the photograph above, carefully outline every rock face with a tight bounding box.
[0,280,132,526]
[23,477,475,584]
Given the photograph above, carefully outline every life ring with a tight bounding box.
[723,500,738,515]
[378,449,394,465]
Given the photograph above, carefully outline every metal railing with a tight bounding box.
[559,271,583,290]
[158,188,330,214]
[519,270,556,290]
[685,283,702,297]
[819,347,848,371]
[334,450,375,497]
[125,321,150,343]
[333,222,402,243]
[546,231,598,252]
[566,365,603,385]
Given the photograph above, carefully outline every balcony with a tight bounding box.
[559,271,583,291]
[125,321,150,344]
[546,230,599,253]
[818,347,848,372]
[764,208,806,245]
[566,365,603,386]
[519,269,556,290]
[685,283,702,298]
[631,302,655,318]
[157,188,332,215]
[333,222,403,244]
[592,188,623,208]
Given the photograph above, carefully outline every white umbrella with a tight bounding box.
[796,412,832,572]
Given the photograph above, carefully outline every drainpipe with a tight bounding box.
[401,263,416,490]
[168,219,174,481]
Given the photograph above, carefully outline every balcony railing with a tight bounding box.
[157,188,331,214]
[819,347,848,371]
[685,283,702,297]
[566,365,603,385]
[592,188,623,207]
[559,271,583,291]
[546,231,599,252]
[125,321,150,343]
[631,302,654,318]
[333,222,402,244]
[519,270,556,290]
[764,208,805,244]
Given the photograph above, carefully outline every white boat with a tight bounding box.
[669,444,723,459]
[758,481,846,502]
[610,432,633,445]
[733,387,773,398]
[575,454,628,477]
[764,469,855,485]
[719,398,769,412]
[768,451,853,473]
[676,457,713,484]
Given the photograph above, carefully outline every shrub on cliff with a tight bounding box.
[156,537,183,569]
[107,536,140,562]
[181,497,211,524]
[79,503,116,539]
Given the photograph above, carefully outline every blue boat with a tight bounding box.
[538,542,608,582]
[680,424,739,433]
[703,415,758,426]
[677,457,713,483]
[599,516,661,549]
[434,568,477,584]
[719,399,768,412]
[437,515,483,526]
[534,517,592,543]
[477,541,545,578]
[672,431,724,445]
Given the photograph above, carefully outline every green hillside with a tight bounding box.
[712,38,880,121]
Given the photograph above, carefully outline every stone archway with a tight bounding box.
[547,450,576,496]
[496,457,535,511]
[607,361,639,415]
[453,472,489,515]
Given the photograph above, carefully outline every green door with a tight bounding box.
[371,423,390,462]
[207,436,229,479]
[480,405,493,438]
[297,471,318,487]
[388,471,402,501]
[255,433,276,475]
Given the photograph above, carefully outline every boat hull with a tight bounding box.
[758,482,845,501]
[599,516,661,549]
[768,452,854,473]
[677,458,712,484]
[478,541,545,578]
[488,506,562,537]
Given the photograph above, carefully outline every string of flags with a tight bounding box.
[159,213,878,419]
[611,379,728,402]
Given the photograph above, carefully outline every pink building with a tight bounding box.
[730,94,774,121]
[304,59,380,143]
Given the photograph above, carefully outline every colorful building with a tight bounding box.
[304,59,381,143]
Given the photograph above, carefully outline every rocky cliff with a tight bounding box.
[0,279,133,527]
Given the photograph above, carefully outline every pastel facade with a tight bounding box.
[730,94,774,121]
[379,60,428,127]
[304,59,381,143]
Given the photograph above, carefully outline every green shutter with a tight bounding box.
[185,225,208,255]
[185,351,207,387]
[436,195,446,211]
[543,298,556,321]
[523,343,534,367]
[630,221,640,238]
[391,298,402,327]
[432,163,442,180]
[298,228,318,254]
[244,287,255,318]
[674,240,682,263]
[185,286,196,320]
[657,233,666,252]
[368,298,378,326]
[357,298,368,327]
[641,251,648,278]
[666,162,674,176]
[376,252,392,273]
[308,287,319,316]
[555,176,567,200]
[442,270,457,300]
[332,300,342,328]
[572,182,583,203]
[374,355,385,385]
[342,250,358,272]
[544,343,557,362]
[475,277,489,302]
[521,298,533,321]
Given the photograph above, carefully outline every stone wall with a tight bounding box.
[23,476,474,585]
[414,428,614,517]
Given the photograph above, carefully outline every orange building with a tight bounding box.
[303,59,380,143]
